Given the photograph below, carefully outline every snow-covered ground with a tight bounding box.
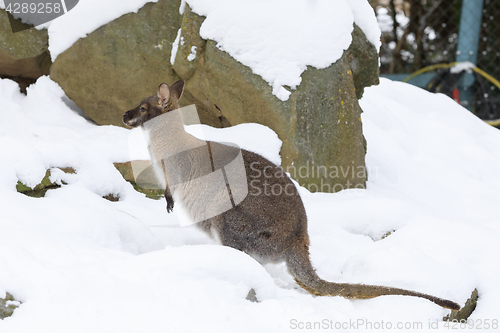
[1,0,499,331]
[0,76,499,332]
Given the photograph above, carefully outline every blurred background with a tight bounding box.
[369,0,500,126]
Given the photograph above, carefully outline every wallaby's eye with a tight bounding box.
[140,106,147,113]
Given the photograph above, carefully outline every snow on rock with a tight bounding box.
[36,0,160,61]
[345,0,382,51]
[170,28,182,65]
[187,45,197,61]
[186,0,370,101]
[185,123,282,165]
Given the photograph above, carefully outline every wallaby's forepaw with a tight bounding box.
[166,197,174,213]
[164,187,174,213]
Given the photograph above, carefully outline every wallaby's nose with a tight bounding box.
[122,112,130,125]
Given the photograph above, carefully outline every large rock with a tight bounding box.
[0,9,51,89]
[172,6,379,191]
[51,1,379,191]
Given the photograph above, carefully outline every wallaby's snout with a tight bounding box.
[122,80,185,128]
[122,107,144,127]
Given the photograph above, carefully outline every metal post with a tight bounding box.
[456,0,485,110]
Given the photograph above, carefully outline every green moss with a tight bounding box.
[0,292,21,320]
[16,168,76,198]
[131,182,165,200]
[114,161,165,200]
[16,170,60,197]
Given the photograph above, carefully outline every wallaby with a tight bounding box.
[122,80,460,311]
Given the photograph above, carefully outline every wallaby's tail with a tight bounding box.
[285,246,460,311]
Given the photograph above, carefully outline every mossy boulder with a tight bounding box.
[0,9,51,89]
[51,2,379,191]
[172,6,378,191]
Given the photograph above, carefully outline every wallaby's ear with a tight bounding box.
[157,83,170,107]
[169,80,184,101]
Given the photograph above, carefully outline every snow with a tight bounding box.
[170,28,182,65]
[187,46,197,61]
[0,0,499,330]
[179,0,187,14]
[361,79,500,223]
[377,7,410,34]
[1,75,500,332]
[345,0,382,51]
[185,123,282,165]
[450,61,476,74]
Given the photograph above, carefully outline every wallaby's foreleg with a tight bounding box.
[165,185,174,213]
[161,157,174,213]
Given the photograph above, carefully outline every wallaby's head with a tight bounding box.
[122,80,185,127]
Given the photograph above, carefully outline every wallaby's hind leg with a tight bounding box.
[214,206,302,264]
